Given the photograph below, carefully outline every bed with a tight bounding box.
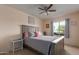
[21,25,64,55]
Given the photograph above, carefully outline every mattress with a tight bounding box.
[24,36,63,54]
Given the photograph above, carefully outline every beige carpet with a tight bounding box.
[64,45,79,55]
[0,45,79,55]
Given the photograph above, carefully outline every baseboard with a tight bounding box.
[65,44,79,48]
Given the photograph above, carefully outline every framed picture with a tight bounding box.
[28,16,35,25]
[46,24,49,28]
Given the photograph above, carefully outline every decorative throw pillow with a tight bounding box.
[23,32,28,39]
[34,31,43,37]
[38,31,43,36]
[34,32,39,37]
[28,32,35,37]
[31,32,35,37]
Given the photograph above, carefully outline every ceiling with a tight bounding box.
[6,4,79,19]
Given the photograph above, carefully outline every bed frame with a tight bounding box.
[21,25,64,55]
[20,25,39,38]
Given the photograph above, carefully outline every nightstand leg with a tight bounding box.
[13,42,14,55]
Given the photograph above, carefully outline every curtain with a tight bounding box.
[64,18,70,38]
[50,21,53,36]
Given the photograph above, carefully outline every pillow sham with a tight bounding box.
[23,32,28,39]
[29,32,35,37]
[34,31,42,37]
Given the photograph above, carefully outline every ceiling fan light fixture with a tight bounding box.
[38,4,56,15]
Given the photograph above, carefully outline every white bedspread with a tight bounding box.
[30,36,59,42]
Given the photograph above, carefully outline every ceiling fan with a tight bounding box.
[38,4,56,15]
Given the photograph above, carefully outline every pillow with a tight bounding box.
[34,32,38,37]
[34,31,42,37]
[38,31,43,36]
[28,32,35,37]
[23,32,28,39]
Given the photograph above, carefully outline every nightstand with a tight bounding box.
[12,39,23,54]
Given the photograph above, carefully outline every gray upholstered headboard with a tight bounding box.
[21,25,39,39]
[21,25,39,33]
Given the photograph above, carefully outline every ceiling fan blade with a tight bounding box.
[38,7,44,10]
[39,12,44,14]
[48,10,56,12]
[47,4,53,10]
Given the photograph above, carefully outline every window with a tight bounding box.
[53,20,65,35]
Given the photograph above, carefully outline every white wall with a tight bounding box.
[0,5,41,52]
[64,12,79,47]
[41,20,51,35]
[42,11,79,47]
